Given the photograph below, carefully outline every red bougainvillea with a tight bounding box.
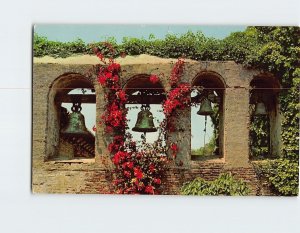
[170,143,179,159]
[162,58,191,134]
[96,46,189,195]
[163,83,191,116]
[112,141,168,194]
[149,74,160,84]
[169,58,185,87]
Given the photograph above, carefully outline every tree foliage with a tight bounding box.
[192,136,216,156]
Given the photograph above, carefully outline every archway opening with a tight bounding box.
[191,72,225,160]
[47,74,96,160]
[124,75,166,148]
[250,75,280,159]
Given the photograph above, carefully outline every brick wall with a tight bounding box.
[32,55,277,195]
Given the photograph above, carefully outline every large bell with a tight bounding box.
[132,104,157,133]
[197,98,214,116]
[61,102,94,142]
[254,102,267,115]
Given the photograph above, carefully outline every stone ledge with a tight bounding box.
[190,158,225,168]
[51,158,95,164]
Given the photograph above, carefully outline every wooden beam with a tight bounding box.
[60,94,166,104]
[127,95,166,104]
[60,94,96,103]
[191,95,221,104]
[191,96,200,103]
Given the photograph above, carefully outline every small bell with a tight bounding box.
[132,104,157,133]
[254,102,267,115]
[197,98,214,116]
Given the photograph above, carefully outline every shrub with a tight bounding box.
[254,159,299,196]
[181,173,250,196]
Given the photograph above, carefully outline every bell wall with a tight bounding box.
[32,56,280,195]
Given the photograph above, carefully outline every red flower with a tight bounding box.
[113,179,122,185]
[107,62,121,72]
[112,75,119,82]
[145,185,154,194]
[98,75,107,85]
[112,151,128,165]
[122,161,134,170]
[170,58,185,86]
[92,125,96,132]
[149,75,160,84]
[124,170,131,178]
[108,143,114,153]
[170,143,178,152]
[117,90,127,102]
[105,72,112,79]
[127,162,134,169]
[105,126,113,133]
[153,178,161,185]
[136,152,142,160]
[162,83,190,116]
[134,167,143,179]
[137,181,145,191]
[149,164,155,173]
[170,143,179,158]
[96,52,104,61]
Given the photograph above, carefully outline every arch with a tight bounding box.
[250,73,280,89]
[45,73,95,160]
[50,73,94,102]
[123,74,165,96]
[123,74,166,144]
[190,71,226,160]
[192,71,226,91]
[249,73,281,158]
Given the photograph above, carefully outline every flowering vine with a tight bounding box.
[169,58,185,87]
[149,74,160,84]
[95,44,191,194]
[96,44,171,194]
[162,58,191,136]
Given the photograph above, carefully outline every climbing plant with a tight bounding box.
[96,44,191,194]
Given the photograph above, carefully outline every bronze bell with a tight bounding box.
[197,98,214,116]
[254,102,267,115]
[61,102,94,142]
[132,104,157,133]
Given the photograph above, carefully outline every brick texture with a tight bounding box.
[32,55,278,195]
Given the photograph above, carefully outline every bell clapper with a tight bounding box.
[203,115,207,156]
[197,90,214,156]
[141,132,146,142]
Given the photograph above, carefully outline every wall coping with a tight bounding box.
[33,54,237,66]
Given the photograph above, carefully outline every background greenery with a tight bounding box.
[34,26,299,195]
[191,136,215,156]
